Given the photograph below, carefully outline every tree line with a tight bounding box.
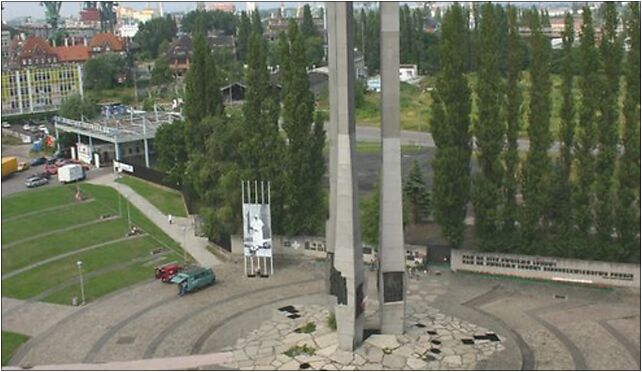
[154,12,326,246]
[430,2,640,263]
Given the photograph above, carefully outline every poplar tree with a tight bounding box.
[240,32,285,232]
[551,13,576,240]
[520,9,552,253]
[237,11,252,62]
[472,3,504,251]
[502,6,522,247]
[594,2,623,248]
[301,4,317,38]
[430,3,472,248]
[183,32,223,153]
[573,7,600,239]
[616,2,641,261]
[280,21,326,235]
[251,10,263,35]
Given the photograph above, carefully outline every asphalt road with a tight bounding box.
[1,164,112,197]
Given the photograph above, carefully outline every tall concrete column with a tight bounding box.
[378,2,406,334]
[327,1,365,351]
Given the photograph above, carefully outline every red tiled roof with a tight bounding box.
[89,32,125,51]
[52,45,90,62]
[19,36,54,58]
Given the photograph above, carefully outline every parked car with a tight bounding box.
[30,157,47,166]
[45,163,58,175]
[55,158,71,167]
[17,161,30,172]
[2,122,10,128]
[155,263,183,282]
[170,266,215,294]
[25,176,49,188]
[22,124,30,131]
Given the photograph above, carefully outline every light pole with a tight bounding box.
[182,226,187,265]
[77,260,85,305]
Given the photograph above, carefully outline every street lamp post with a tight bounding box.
[77,260,85,305]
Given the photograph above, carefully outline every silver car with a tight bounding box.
[25,176,49,188]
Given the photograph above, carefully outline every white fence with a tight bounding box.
[451,249,640,288]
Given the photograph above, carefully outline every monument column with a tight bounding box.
[326,1,366,351]
[378,1,406,334]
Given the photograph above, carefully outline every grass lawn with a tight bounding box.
[2,218,129,273]
[1,186,78,219]
[1,331,29,366]
[1,236,159,300]
[1,200,111,244]
[356,142,425,154]
[1,183,187,304]
[115,175,187,217]
[42,258,176,305]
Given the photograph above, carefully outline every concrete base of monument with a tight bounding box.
[217,288,506,370]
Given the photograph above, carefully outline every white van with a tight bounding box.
[58,164,85,183]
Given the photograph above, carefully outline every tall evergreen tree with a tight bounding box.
[240,32,286,233]
[594,2,623,249]
[301,4,317,38]
[404,160,431,224]
[251,10,263,35]
[502,6,522,247]
[183,33,223,153]
[616,2,640,261]
[520,9,552,253]
[400,4,414,64]
[551,13,576,241]
[280,21,326,235]
[364,8,380,73]
[573,7,600,240]
[237,11,252,62]
[472,3,504,251]
[430,3,472,248]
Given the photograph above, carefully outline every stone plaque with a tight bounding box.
[383,271,404,303]
[330,266,347,305]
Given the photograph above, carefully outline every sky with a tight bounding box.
[1,1,289,21]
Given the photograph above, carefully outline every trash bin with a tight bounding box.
[72,296,78,306]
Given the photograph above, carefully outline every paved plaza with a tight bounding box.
[2,256,639,370]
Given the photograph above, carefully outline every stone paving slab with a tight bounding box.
[1,297,78,337]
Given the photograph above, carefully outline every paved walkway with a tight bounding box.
[1,297,78,337]
[88,173,221,268]
[3,351,234,370]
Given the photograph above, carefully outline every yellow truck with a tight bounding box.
[2,157,18,178]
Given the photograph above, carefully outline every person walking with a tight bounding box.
[168,214,173,224]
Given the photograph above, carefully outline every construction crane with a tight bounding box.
[99,1,118,33]
[40,2,62,31]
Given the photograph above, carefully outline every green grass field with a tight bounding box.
[115,175,187,217]
[1,183,186,305]
[1,331,29,366]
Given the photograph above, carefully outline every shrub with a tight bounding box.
[326,312,337,331]
[284,344,316,357]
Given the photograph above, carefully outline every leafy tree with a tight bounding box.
[181,10,237,35]
[237,11,252,62]
[430,3,472,248]
[183,32,223,152]
[400,4,414,64]
[364,8,380,74]
[616,2,641,261]
[240,32,286,233]
[58,94,98,120]
[361,187,379,246]
[301,4,317,38]
[151,56,173,86]
[550,13,576,240]
[134,15,177,59]
[304,36,324,68]
[403,160,431,224]
[279,21,326,235]
[154,120,188,184]
[472,3,504,251]
[594,2,623,247]
[573,7,600,239]
[83,53,127,90]
[502,6,522,245]
[520,9,552,253]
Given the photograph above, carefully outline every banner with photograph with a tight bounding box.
[242,202,272,258]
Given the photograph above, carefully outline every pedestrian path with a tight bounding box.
[88,174,221,268]
[2,351,233,370]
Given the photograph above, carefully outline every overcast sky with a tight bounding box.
[1,2,291,20]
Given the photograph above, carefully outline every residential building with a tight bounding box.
[165,33,236,76]
[209,3,236,13]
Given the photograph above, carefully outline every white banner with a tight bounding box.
[242,202,272,258]
[113,160,134,173]
[77,143,92,164]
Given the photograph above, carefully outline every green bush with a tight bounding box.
[326,312,337,331]
[284,344,316,357]
[296,321,316,334]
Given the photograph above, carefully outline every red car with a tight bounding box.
[155,263,182,282]
[44,163,58,175]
